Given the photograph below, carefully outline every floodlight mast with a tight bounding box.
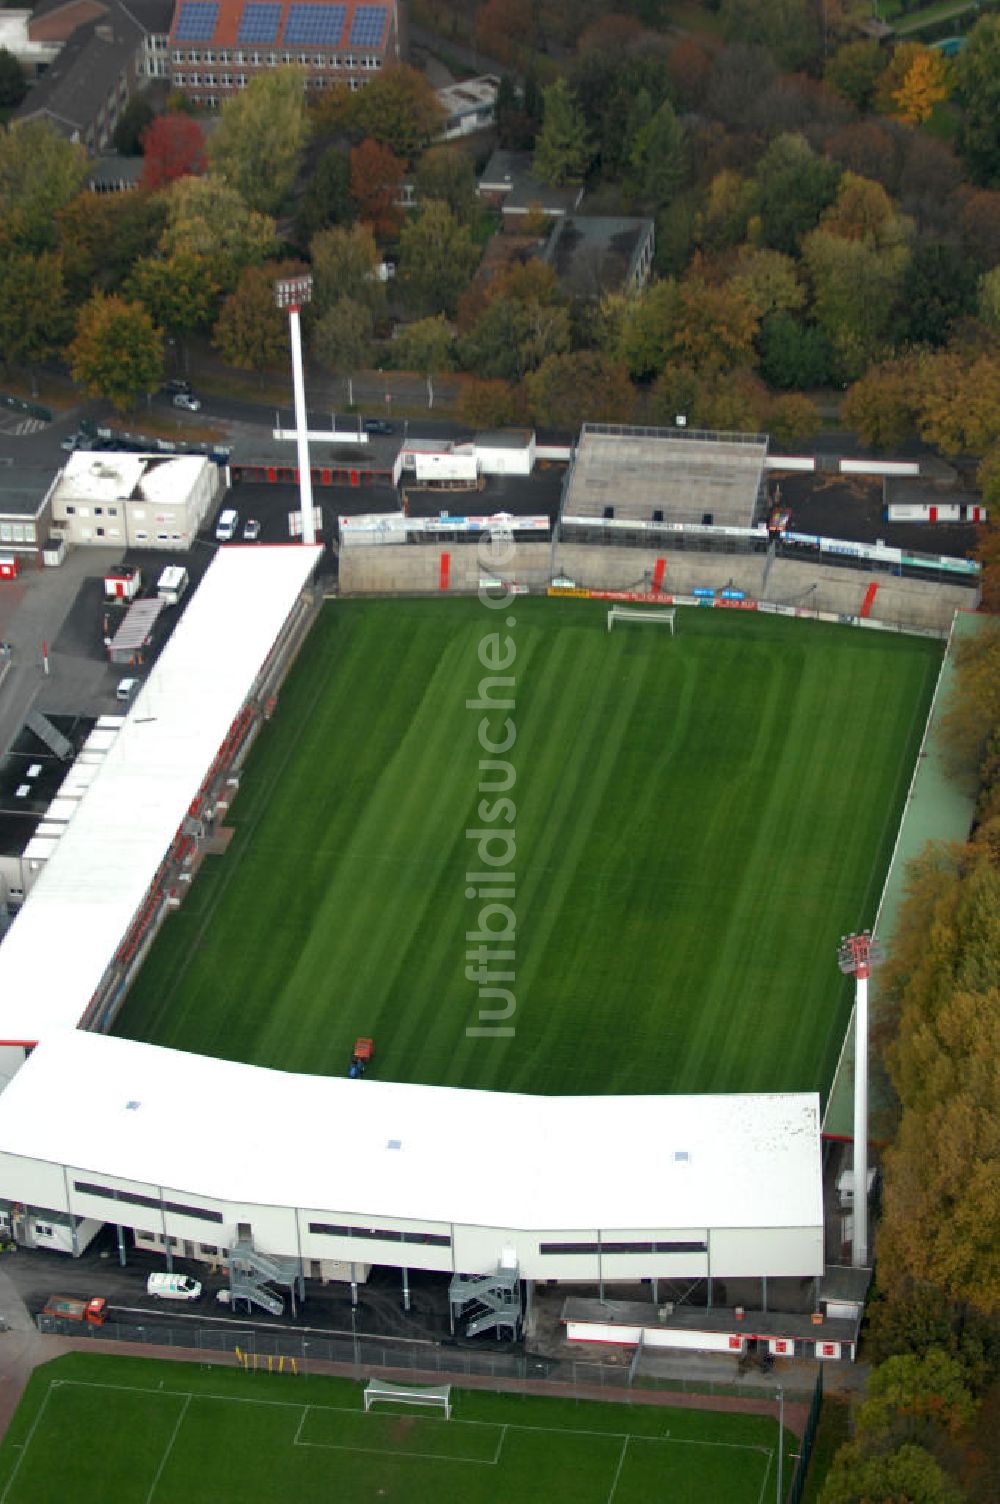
[274,274,315,546]
[837,930,882,1268]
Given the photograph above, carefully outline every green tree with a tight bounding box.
[824,39,888,111]
[397,200,479,317]
[0,120,88,254]
[627,100,686,210]
[956,16,1000,187]
[533,79,592,189]
[126,252,222,361]
[68,293,163,413]
[460,263,571,382]
[803,229,910,377]
[756,133,841,257]
[0,250,68,377]
[310,222,383,317]
[526,350,634,429]
[695,170,758,254]
[311,297,371,408]
[348,64,444,164]
[392,315,455,408]
[158,175,277,290]
[112,95,154,156]
[293,145,351,250]
[979,266,1000,331]
[212,263,293,382]
[758,313,836,389]
[0,48,28,111]
[208,67,310,215]
[720,0,820,72]
[856,1350,978,1445]
[414,147,478,224]
[650,362,768,432]
[898,243,977,348]
[56,191,168,304]
[820,1441,963,1504]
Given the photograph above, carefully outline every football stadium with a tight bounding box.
[0,424,963,1378]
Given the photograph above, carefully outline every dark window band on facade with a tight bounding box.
[539,1239,708,1256]
[73,1181,224,1224]
[309,1222,451,1248]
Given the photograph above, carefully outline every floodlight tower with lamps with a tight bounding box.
[837,929,883,1268]
[274,273,316,547]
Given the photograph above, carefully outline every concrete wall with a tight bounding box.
[339,541,972,632]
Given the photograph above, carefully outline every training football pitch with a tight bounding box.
[114,598,941,1098]
[0,1355,796,1504]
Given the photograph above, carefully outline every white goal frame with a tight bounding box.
[363,1378,452,1420]
[607,606,675,635]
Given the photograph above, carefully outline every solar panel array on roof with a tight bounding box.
[349,3,386,45]
[174,0,220,40]
[238,0,283,42]
[284,2,347,44]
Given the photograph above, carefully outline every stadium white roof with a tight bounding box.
[0,544,322,1044]
[0,1031,823,1233]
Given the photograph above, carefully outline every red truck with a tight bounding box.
[42,1295,108,1326]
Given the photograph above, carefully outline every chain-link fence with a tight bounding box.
[786,1364,824,1504]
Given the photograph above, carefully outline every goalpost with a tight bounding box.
[607,606,676,635]
[363,1378,452,1420]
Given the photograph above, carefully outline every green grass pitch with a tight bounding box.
[0,1354,796,1504]
[113,598,941,1098]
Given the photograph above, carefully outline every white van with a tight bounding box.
[116,677,139,703]
[147,1272,202,1301]
[215,508,239,542]
[157,565,189,605]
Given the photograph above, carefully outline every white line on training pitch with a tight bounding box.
[144,1392,191,1504]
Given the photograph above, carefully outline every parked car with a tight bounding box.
[162,378,192,394]
[243,518,261,541]
[363,418,393,436]
[60,433,82,452]
[116,677,140,704]
[215,508,239,542]
[172,392,202,411]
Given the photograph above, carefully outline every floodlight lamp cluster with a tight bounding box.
[837,929,883,979]
[274,275,314,311]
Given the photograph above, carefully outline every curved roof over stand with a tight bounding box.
[0,544,322,1044]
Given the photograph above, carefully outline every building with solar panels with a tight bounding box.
[168,0,400,105]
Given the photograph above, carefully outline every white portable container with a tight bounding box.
[157,565,189,604]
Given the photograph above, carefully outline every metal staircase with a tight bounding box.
[227,1239,301,1317]
[26,709,73,761]
[449,1263,522,1340]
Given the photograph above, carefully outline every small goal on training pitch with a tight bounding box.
[363,1378,452,1419]
[607,606,676,635]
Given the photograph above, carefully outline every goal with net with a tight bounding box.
[363,1378,452,1419]
[606,606,676,634]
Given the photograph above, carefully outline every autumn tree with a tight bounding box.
[899,242,977,348]
[158,175,277,290]
[348,64,444,164]
[730,248,805,320]
[311,297,371,408]
[820,1441,963,1504]
[68,293,163,412]
[915,348,1000,456]
[0,250,68,377]
[139,115,207,190]
[889,46,951,127]
[533,79,592,188]
[391,315,455,407]
[309,222,383,317]
[209,67,310,215]
[959,188,1000,270]
[475,0,537,67]
[397,200,479,317]
[650,362,768,432]
[767,392,819,447]
[349,138,405,239]
[56,191,167,304]
[0,119,88,253]
[458,378,524,429]
[212,262,294,381]
[695,170,758,254]
[842,357,920,448]
[525,350,634,429]
[720,0,820,73]
[803,196,911,377]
